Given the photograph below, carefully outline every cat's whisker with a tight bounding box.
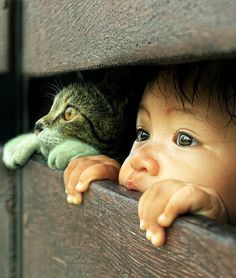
[53,78,64,92]
[43,91,57,100]
[46,83,61,94]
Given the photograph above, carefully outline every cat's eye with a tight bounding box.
[64,107,77,121]
[175,132,199,147]
[136,128,149,142]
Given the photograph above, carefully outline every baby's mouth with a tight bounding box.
[125,173,154,193]
[126,180,137,191]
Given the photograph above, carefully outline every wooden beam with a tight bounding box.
[22,157,236,277]
[0,149,15,278]
[23,0,236,76]
[0,0,9,72]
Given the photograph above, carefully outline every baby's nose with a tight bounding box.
[131,155,159,176]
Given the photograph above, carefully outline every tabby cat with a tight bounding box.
[3,77,141,170]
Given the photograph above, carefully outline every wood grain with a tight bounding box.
[23,0,236,75]
[22,158,236,278]
[0,0,9,72]
[0,149,16,278]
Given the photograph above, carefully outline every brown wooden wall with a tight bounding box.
[1,0,236,277]
[0,0,9,72]
[20,157,236,278]
[23,0,236,75]
[0,150,15,278]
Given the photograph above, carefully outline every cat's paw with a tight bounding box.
[47,139,100,170]
[3,133,40,169]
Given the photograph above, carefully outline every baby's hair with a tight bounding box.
[149,59,236,123]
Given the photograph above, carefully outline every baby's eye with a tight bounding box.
[64,107,77,121]
[175,132,199,147]
[136,128,149,142]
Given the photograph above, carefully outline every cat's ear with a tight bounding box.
[76,71,84,81]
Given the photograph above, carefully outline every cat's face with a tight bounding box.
[34,83,127,159]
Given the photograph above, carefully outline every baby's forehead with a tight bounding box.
[145,76,233,125]
[148,62,236,122]
[146,72,209,105]
[141,83,236,143]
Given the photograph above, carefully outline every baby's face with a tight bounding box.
[119,74,236,223]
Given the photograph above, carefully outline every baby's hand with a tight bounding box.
[64,155,120,205]
[138,180,228,247]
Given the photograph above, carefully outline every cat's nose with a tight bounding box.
[34,121,44,135]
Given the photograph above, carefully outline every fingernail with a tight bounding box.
[158,214,166,224]
[140,219,145,230]
[76,182,82,191]
[67,195,73,204]
[146,230,152,241]
[73,196,82,205]
[151,234,161,247]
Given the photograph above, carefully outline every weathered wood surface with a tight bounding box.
[22,158,236,278]
[23,0,236,75]
[0,0,9,72]
[0,148,15,278]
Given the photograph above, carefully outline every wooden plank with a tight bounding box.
[22,157,236,278]
[0,148,15,278]
[0,0,9,72]
[23,0,236,75]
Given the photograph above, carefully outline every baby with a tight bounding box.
[64,60,236,247]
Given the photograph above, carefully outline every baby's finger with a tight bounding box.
[67,176,80,196]
[158,186,210,227]
[138,191,151,220]
[67,192,83,205]
[65,160,95,192]
[76,163,119,192]
[146,225,166,247]
[140,219,146,230]
[138,188,166,221]
[64,166,70,190]
[64,158,82,189]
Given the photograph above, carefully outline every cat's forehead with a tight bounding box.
[54,83,101,108]
[56,84,80,101]
[57,82,99,101]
